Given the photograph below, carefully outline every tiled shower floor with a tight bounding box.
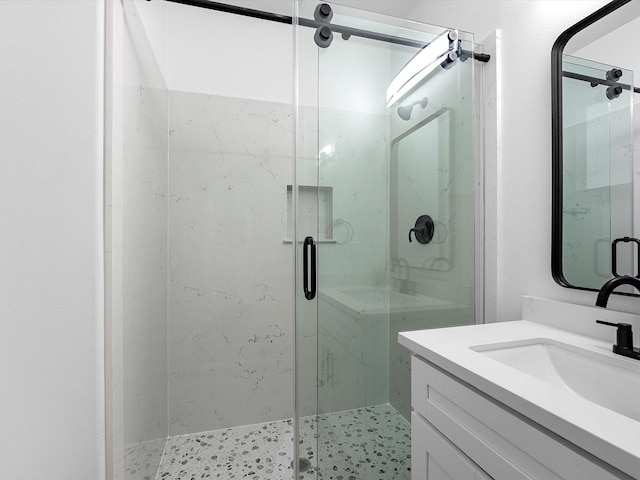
[153,404,410,480]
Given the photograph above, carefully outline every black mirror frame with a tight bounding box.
[551,0,636,295]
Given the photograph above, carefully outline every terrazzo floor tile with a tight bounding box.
[154,404,410,480]
[156,420,295,479]
[301,404,411,480]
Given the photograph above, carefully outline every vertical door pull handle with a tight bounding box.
[612,237,640,278]
[303,236,316,300]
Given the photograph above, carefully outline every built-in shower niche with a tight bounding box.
[285,185,334,242]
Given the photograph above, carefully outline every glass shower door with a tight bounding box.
[295,3,477,478]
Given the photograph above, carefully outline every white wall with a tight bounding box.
[0,1,105,479]
[408,0,640,319]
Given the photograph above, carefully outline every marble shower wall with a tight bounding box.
[167,91,294,436]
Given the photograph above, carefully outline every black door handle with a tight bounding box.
[612,237,640,278]
[303,236,316,300]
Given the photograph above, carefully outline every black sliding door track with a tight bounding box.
[563,70,640,94]
[160,0,490,62]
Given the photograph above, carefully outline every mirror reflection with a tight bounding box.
[553,0,640,293]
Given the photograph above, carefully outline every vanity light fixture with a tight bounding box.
[386,29,459,107]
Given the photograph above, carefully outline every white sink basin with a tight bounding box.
[471,338,640,422]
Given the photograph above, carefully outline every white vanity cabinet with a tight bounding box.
[410,355,630,480]
[412,411,492,479]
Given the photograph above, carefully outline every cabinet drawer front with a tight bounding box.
[411,356,629,480]
[412,412,492,480]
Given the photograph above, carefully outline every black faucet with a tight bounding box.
[595,275,640,307]
[595,276,640,360]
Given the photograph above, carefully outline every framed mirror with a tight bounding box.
[551,0,640,295]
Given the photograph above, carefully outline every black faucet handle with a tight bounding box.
[596,320,634,350]
[408,215,434,244]
[596,320,627,327]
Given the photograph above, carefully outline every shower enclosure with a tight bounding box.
[105,1,481,479]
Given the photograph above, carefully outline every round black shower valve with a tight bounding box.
[408,215,435,244]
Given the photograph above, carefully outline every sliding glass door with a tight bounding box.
[295,2,477,478]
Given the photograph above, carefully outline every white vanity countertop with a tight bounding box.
[399,320,640,478]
